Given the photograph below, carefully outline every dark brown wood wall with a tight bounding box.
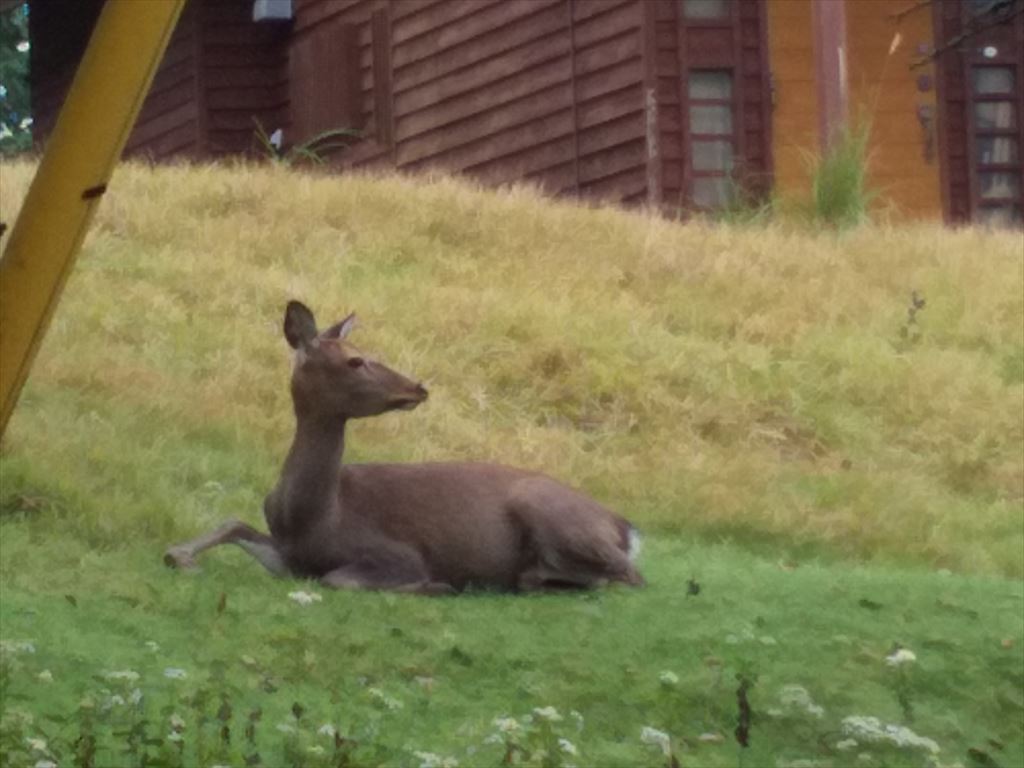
[292,0,647,203]
[125,1,201,159]
[934,1,972,223]
[200,0,290,158]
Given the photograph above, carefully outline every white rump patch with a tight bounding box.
[627,528,643,561]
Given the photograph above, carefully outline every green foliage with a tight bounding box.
[807,121,875,228]
[0,159,1021,766]
[252,118,360,167]
[0,2,31,155]
[0,536,1021,767]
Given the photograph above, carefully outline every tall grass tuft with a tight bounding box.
[807,120,874,228]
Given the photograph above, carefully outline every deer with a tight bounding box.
[163,301,644,594]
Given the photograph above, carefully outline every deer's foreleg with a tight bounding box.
[164,519,288,577]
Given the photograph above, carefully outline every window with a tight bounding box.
[688,70,735,208]
[682,0,730,20]
[971,65,1022,226]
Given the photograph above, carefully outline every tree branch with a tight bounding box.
[911,0,1024,69]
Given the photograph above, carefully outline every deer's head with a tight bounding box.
[284,301,428,419]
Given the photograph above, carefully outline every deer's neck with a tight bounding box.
[280,412,347,523]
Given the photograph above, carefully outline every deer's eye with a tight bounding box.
[347,357,365,369]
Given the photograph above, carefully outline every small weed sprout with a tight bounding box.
[252,118,360,167]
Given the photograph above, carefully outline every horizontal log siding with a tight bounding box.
[293,0,647,203]
[125,1,199,159]
[572,0,645,201]
[197,0,290,158]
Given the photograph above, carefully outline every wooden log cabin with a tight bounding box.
[21,0,1024,225]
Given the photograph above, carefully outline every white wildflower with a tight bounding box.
[699,732,724,743]
[307,745,326,756]
[558,738,578,756]
[144,641,160,652]
[837,739,858,750]
[658,670,679,686]
[318,723,337,738]
[167,732,184,743]
[105,669,139,683]
[570,709,584,730]
[779,685,825,718]
[25,737,47,752]
[163,667,187,680]
[107,695,126,707]
[369,687,402,710]
[16,40,29,52]
[492,717,520,734]
[19,117,32,130]
[34,761,57,768]
[0,124,11,140]
[885,648,917,666]
[640,726,672,757]
[532,706,561,722]
[414,751,458,768]
[169,713,186,730]
[128,688,143,706]
[841,716,940,754]
[36,670,53,683]
[288,590,322,606]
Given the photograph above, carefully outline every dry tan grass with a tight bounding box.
[1,159,1021,574]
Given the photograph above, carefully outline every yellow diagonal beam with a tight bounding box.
[0,0,185,437]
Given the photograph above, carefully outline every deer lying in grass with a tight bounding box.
[164,301,643,594]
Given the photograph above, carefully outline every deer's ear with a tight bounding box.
[322,312,357,341]
[284,301,318,349]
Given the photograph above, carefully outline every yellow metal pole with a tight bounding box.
[0,0,185,437]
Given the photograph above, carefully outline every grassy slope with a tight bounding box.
[0,160,1022,766]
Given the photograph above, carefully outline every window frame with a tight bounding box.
[687,68,738,209]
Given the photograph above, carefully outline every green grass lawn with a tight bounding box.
[0,160,1022,767]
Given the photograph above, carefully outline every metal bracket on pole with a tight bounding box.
[0,0,186,438]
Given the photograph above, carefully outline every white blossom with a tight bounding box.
[166,732,184,743]
[16,40,30,52]
[558,738,578,756]
[885,648,917,667]
[288,590,322,606]
[1,640,36,654]
[658,670,679,686]
[129,688,143,705]
[36,670,53,683]
[532,706,561,722]
[640,726,671,757]
[318,723,337,738]
[837,739,859,751]
[163,668,187,680]
[841,716,940,753]
[699,732,724,743]
[368,687,402,710]
[105,670,140,683]
[144,641,160,653]
[779,685,825,718]
[25,737,48,753]
[169,713,186,730]
[413,751,458,768]
[33,761,57,768]
[492,717,520,734]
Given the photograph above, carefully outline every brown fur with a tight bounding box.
[165,301,644,594]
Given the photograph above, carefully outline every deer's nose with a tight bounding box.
[414,383,429,400]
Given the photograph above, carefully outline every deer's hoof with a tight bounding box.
[164,547,200,571]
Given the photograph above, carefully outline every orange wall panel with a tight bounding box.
[846,0,942,220]
[767,0,817,193]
